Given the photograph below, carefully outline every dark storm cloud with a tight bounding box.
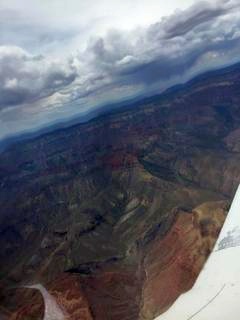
[164,8,225,38]
[0,46,77,108]
[115,27,240,85]
[160,0,235,39]
[76,0,240,99]
[1,0,240,139]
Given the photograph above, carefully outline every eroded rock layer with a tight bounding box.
[1,65,240,319]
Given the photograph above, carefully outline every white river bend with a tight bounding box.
[24,284,67,320]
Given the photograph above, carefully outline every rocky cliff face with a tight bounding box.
[1,65,240,319]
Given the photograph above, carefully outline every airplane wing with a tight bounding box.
[156,185,240,320]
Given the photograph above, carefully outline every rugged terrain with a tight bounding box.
[1,64,240,319]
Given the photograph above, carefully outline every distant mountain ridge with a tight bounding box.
[1,60,240,153]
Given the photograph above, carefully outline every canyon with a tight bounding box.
[1,64,240,319]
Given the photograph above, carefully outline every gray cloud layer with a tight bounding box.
[0,46,77,108]
[68,0,240,102]
[1,0,240,139]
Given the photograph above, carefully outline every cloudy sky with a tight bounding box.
[1,0,240,140]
